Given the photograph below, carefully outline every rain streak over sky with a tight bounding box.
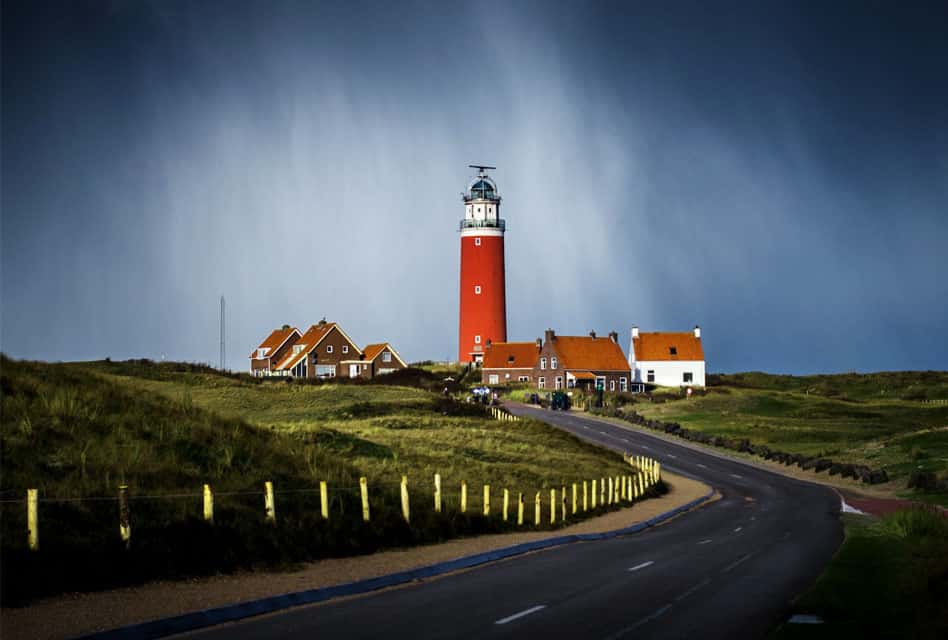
[2,1,947,373]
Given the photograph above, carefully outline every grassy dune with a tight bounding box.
[630,372,948,501]
[1,357,644,603]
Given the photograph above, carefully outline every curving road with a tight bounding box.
[187,405,842,640]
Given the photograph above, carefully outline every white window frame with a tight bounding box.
[474,335,481,344]
[647,370,655,383]
[474,237,481,246]
[474,285,481,294]
[683,372,693,383]
[610,380,616,391]
[540,357,547,370]
[550,356,558,369]
[382,351,392,363]
[555,376,563,389]
[620,378,628,392]
[326,345,333,354]
[488,374,499,384]
[293,344,304,354]
[342,345,348,354]
[538,377,545,389]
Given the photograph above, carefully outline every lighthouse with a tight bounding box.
[458,165,507,364]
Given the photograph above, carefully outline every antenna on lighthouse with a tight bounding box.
[219,295,226,371]
[468,164,496,176]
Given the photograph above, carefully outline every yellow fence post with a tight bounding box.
[434,473,442,513]
[561,485,566,521]
[607,478,613,505]
[572,483,577,515]
[118,485,131,548]
[600,477,606,506]
[203,484,214,524]
[655,462,661,483]
[628,475,633,502]
[264,481,276,524]
[401,475,411,523]
[461,481,468,513]
[534,491,541,526]
[360,476,370,522]
[621,476,626,501]
[503,489,510,522]
[27,488,38,551]
[615,475,620,503]
[550,488,556,524]
[583,480,588,512]
[592,479,598,509]
[518,492,524,525]
[319,481,329,520]
[483,484,491,516]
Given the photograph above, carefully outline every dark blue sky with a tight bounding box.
[3,1,946,373]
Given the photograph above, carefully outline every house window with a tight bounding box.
[670,347,677,356]
[257,348,267,358]
[293,344,304,354]
[550,357,558,369]
[647,370,655,383]
[505,373,510,379]
[475,335,481,344]
[610,380,616,391]
[342,345,348,354]
[540,357,547,370]
[538,377,545,389]
[475,238,481,246]
[382,351,392,363]
[315,364,336,378]
[620,378,628,392]
[683,372,693,383]
[555,376,563,389]
[327,345,333,354]
[488,374,499,384]
[518,376,529,382]
[474,285,481,294]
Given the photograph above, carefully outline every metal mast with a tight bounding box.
[220,295,226,370]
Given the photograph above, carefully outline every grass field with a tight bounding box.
[0,356,648,604]
[774,508,948,640]
[626,372,948,502]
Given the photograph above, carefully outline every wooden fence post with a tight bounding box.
[549,489,556,524]
[360,476,370,522]
[264,481,276,524]
[583,480,588,511]
[592,479,598,509]
[655,462,661,483]
[600,477,606,506]
[483,484,491,516]
[561,485,566,521]
[27,488,38,551]
[572,483,578,515]
[434,473,442,513]
[607,477,613,505]
[401,476,410,523]
[461,481,467,513]
[503,489,510,522]
[320,481,329,520]
[534,491,541,526]
[615,475,620,503]
[118,485,131,548]
[203,483,214,523]
[621,476,626,501]
[518,492,524,525]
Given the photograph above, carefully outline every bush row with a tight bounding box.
[595,408,890,485]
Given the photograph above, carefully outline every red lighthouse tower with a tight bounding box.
[459,165,507,363]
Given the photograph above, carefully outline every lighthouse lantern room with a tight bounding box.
[458,165,507,364]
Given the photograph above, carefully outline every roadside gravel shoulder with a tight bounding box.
[1,472,710,640]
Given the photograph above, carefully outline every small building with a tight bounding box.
[343,343,408,379]
[272,320,362,379]
[249,326,301,377]
[481,340,540,385]
[629,325,706,387]
[532,329,632,392]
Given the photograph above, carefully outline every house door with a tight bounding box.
[349,364,361,378]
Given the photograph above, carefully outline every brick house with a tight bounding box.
[249,326,301,377]
[481,341,540,385]
[272,320,362,379]
[533,329,632,392]
[341,343,408,379]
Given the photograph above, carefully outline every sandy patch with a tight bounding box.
[1,472,710,640]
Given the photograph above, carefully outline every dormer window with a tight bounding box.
[257,348,268,358]
[293,345,304,354]
[669,347,677,356]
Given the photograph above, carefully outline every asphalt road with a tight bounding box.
[187,405,842,640]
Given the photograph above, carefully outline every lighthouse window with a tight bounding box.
[474,285,481,294]
[475,238,481,246]
[474,335,481,344]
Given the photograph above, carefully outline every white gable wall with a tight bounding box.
[632,360,705,387]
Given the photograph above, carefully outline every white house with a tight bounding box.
[629,325,706,388]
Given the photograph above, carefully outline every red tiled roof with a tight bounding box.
[633,332,704,361]
[362,343,407,367]
[553,336,629,371]
[274,322,337,371]
[571,371,597,380]
[482,342,540,369]
[250,327,299,359]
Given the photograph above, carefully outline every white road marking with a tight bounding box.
[730,473,743,479]
[605,604,673,637]
[698,539,712,545]
[640,445,651,450]
[674,577,711,602]
[722,553,754,573]
[733,526,742,533]
[628,561,654,572]
[667,454,677,459]
[696,463,707,469]
[495,605,547,625]
[787,614,824,624]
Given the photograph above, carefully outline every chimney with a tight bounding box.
[544,328,556,343]
[609,331,618,343]
[589,330,596,338]
[631,326,639,339]
[536,337,542,350]
[694,325,701,339]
